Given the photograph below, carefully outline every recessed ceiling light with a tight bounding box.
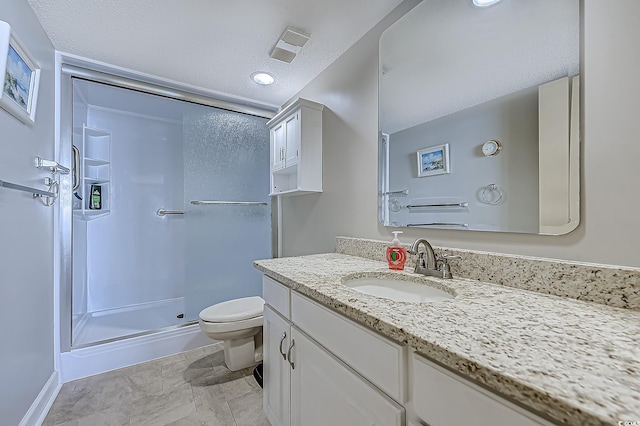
[251,72,275,85]
[472,0,502,7]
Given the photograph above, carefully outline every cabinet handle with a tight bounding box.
[279,331,287,360]
[286,339,295,369]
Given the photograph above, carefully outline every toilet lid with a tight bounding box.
[199,296,264,322]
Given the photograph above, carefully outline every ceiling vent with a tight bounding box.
[270,27,310,63]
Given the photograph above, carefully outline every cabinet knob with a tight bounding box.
[279,331,287,360]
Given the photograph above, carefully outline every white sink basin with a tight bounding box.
[343,277,454,303]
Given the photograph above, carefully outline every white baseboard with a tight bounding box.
[60,324,212,382]
[19,371,61,426]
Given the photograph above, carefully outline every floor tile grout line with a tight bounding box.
[44,344,267,425]
[227,399,240,426]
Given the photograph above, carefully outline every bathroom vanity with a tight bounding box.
[255,244,640,426]
[262,276,404,425]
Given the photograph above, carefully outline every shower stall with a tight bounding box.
[62,76,272,352]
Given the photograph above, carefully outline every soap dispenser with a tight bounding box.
[386,231,407,270]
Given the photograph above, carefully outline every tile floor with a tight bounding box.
[43,343,270,426]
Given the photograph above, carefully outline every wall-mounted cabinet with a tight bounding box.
[73,124,111,220]
[268,98,323,196]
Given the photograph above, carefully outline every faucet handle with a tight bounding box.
[438,253,461,279]
[440,253,462,261]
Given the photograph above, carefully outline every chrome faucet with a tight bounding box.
[409,238,437,273]
[409,238,461,279]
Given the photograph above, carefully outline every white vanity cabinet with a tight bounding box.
[262,276,404,426]
[267,98,323,196]
[411,354,553,426]
[289,328,404,426]
[263,305,291,426]
[261,274,557,426]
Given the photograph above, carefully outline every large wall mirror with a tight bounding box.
[378,0,580,235]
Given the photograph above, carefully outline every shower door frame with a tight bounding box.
[55,52,276,355]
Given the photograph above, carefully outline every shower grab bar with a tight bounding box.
[406,202,468,209]
[156,209,185,217]
[190,200,268,206]
[381,189,409,196]
[35,157,70,175]
[0,179,57,198]
[407,222,469,228]
[72,145,80,191]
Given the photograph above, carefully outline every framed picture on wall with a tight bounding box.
[0,21,41,125]
[417,143,450,177]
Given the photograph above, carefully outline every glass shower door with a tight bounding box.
[69,77,271,348]
[183,104,271,320]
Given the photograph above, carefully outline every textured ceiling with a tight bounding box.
[380,0,580,134]
[27,0,404,108]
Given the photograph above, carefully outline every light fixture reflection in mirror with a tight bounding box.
[379,0,580,235]
[472,0,502,7]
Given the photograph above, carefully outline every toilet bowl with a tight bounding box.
[199,296,264,371]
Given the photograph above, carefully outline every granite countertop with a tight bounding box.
[254,253,640,426]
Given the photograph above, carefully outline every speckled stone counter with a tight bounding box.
[336,236,640,310]
[254,253,640,426]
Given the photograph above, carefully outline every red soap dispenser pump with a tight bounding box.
[386,231,407,270]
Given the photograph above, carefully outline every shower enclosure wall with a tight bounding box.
[68,79,271,348]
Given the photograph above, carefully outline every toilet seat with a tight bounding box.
[199,315,263,334]
[199,296,264,322]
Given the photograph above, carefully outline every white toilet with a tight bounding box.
[198,296,265,371]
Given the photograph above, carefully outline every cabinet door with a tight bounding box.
[413,354,549,426]
[284,112,299,167]
[271,122,286,171]
[263,306,291,426]
[290,328,404,426]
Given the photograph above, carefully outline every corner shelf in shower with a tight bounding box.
[72,125,112,221]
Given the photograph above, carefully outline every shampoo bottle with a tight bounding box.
[386,231,407,270]
[89,184,102,210]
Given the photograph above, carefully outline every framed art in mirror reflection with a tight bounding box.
[417,144,450,178]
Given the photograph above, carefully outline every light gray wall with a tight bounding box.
[0,1,56,425]
[282,0,640,269]
[388,87,539,232]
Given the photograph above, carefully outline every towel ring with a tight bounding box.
[481,184,503,205]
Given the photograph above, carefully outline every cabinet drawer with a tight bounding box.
[291,292,406,402]
[263,276,290,319]
[413,354,550,426]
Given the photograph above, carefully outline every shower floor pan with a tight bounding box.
[72,298,189,347]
